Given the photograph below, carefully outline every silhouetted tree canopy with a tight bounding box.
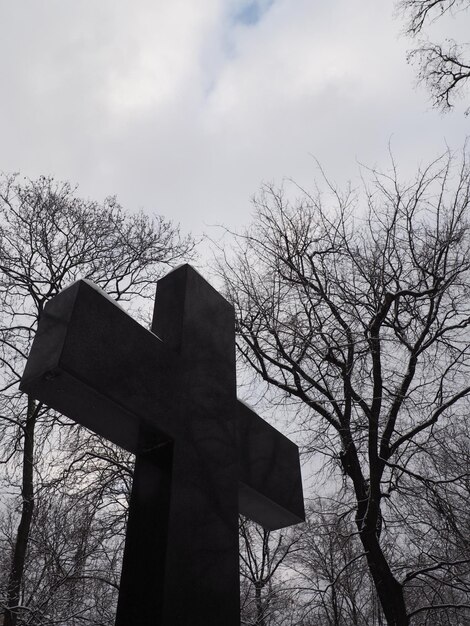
[217,147,470,624]
[0,173,196,626]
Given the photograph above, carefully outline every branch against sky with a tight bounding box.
[397,0,469,36]
[216,146,470,624]
[397,0,470,112]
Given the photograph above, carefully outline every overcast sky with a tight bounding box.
[1,0,468,242]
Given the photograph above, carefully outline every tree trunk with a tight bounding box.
[359,528,408,626]
[345,442,408,625]
[255,582,266,626]
[4,396,38,626]
[330,584,340,626]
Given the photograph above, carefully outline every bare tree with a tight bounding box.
[216,148,470,624]
[239,517,301,626]
[396,413,470,624]
[396,0,470,112]
[291,499,379,626]
[0,173,196,625]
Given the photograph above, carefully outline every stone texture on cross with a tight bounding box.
[20,264,304,626]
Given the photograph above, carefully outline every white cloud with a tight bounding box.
[0,0,468,239]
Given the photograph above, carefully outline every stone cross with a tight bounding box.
[20,264,304,625]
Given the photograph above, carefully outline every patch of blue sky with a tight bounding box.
[232,0,274,27]
[201,0,275,99]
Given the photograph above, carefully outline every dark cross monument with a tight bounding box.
[20,264,304,625]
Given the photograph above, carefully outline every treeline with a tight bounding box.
[1,151,470,625]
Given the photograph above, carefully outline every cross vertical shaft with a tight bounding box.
[115,436,173,624]
[118,265,240,625]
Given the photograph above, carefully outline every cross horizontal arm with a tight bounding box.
[20,279,178,452]
[237,401,304,530]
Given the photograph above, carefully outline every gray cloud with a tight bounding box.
[0,0,467,241]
